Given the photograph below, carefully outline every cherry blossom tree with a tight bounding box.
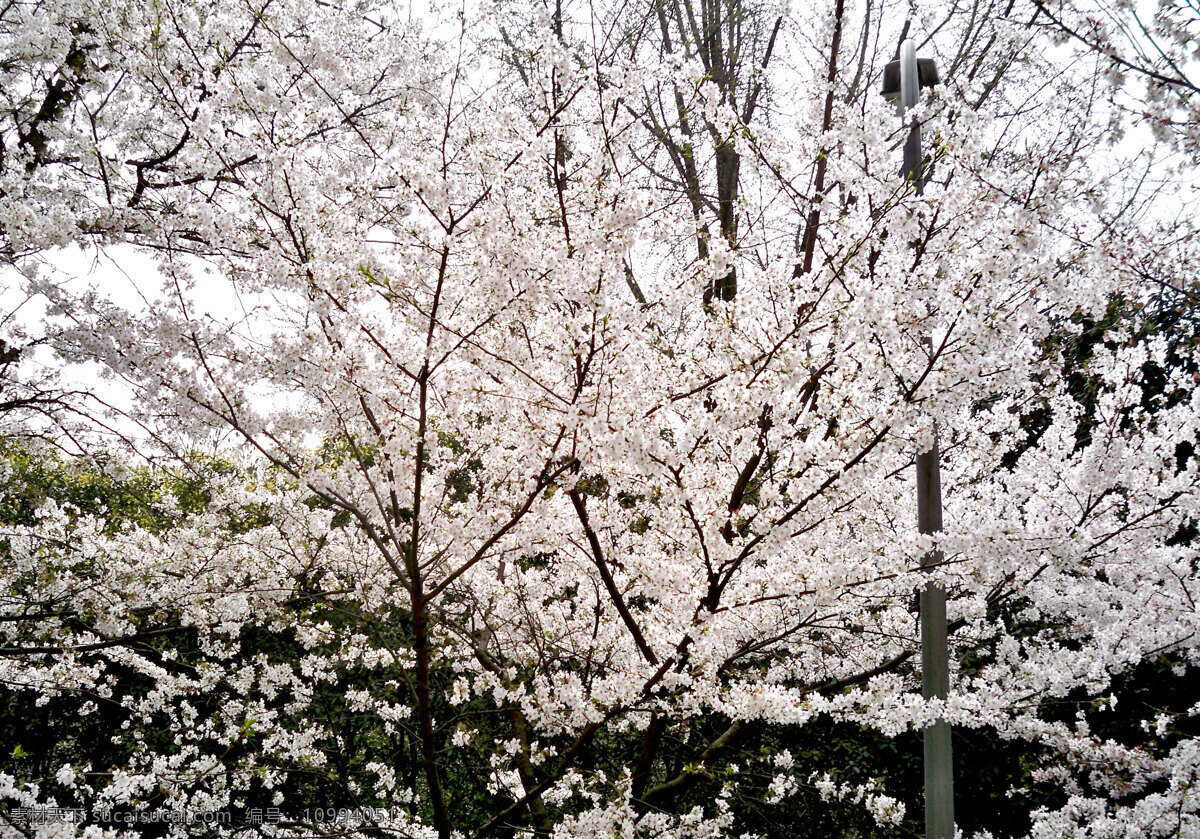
[1027,0,1199,155]
[1,0,1198,837]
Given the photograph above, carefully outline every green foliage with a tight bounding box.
[0,438,233,533]
[1003,292,1200,470]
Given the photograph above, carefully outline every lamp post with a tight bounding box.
[882,39,955,839]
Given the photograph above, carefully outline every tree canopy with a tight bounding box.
[0,0,1198,837]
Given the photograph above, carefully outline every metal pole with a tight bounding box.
[899,38,955,839]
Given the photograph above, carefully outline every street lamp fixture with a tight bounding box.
[881,54,940,110]
[881,41,940,194]
[882,38,955,839]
